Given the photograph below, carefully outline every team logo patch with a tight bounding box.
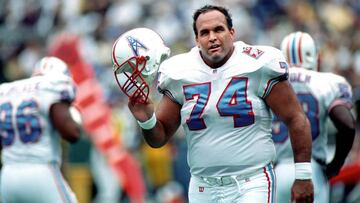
[338,83,351,99]
[242,47,264,59]
[199,186,204,192]
[126,36,148,56]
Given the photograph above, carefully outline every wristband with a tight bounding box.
[137,113,157,130]
[295,162,312,180]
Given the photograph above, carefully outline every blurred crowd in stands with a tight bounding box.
[0,0,360,202]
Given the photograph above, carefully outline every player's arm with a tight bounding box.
[326,105,356,179]
[50,102,81,143]
[128,95,181,148]
[266,80,314,202]
[266,80,312,163]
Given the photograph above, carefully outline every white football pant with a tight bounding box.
[1,163,77,203]
[189,163,276,203]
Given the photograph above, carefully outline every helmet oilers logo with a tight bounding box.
[126,36,148,56]
[242,46,264,59]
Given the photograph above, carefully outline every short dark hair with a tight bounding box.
[192,5,233,36]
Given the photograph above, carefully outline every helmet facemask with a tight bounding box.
[114,55,150,104]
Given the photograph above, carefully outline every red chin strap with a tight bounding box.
[114,56,149,103]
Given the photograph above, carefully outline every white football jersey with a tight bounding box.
[0,74,76,165]
[272,68,353,163]
[158,41,289,177]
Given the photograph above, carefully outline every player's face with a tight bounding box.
[195,10,235,68]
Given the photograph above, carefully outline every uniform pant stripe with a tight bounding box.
[49,163,72,203]
[263,164,275,203]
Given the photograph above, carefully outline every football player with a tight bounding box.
[112,5,314,203]
[0,56,81,203]
[272,31,356,203]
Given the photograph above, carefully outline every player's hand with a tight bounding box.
[291,179,314,203]
[128,94,155,122]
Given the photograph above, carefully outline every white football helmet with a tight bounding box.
[280,31,318,70]
[111,27,170,103]
[32,56,71,77]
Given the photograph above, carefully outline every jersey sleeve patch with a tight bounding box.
[258,58,289,98]
[327,77,353,111]
[338,83,352,101]
[242,46,264,59]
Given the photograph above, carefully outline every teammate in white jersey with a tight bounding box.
[272,31,356,203]
[112,5,314,203]
[0,56,82,203]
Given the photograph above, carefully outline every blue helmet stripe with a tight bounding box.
[290,33,297,65]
